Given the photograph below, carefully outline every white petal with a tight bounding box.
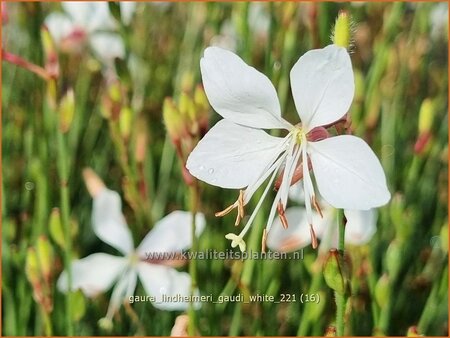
[288,182,305,203]
[344,209,377,245]
[266,207,311,252]
[290,45,354,131]
[267,207,327,252]
[200,47,290,129]
[186,119,286,189]
[136,211,205,256]
[120,2,137,25]
[137,263,196,310]
[63,1,115,32]
[92,188,134,255]
[57,253,127,297]
[44,13,75,45]
[89,32,125,62]
[106,269,138,318]
[308,135,391,210]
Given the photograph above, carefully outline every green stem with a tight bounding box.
[188,181,200,336]
[57,129,73,335]
[297,263,323,336]
[40,307,52,336]
[336,209,346,336]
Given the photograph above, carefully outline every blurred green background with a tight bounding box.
[2,1,448,336]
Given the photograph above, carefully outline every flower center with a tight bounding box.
[292,125,305,145]
[128,252,139,267]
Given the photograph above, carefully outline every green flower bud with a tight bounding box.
[406,325,422,337]
[385,241,402,280]
[418,98,435,134]
[119,106,133,141]
[323,249,350,296]
[25,248,40,286]
[49,208,65,249]
[59,88,75,133]
[374,274,390,308]
[71,290,86,322]
[333,11,351,49]
[36,236,54,284]
[41,25,59,79]
[179,92,196,122]
[163,97,185,142]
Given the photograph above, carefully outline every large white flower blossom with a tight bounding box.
[57,178,205,323]
[186,44,390,251]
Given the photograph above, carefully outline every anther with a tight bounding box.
[311,195,324,218]
[277,202,289,229]
[261,229,268,253]
[234,190,245,226]
[309,224,318,249]
[215,203,236,217]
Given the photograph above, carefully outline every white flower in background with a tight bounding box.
[287,183,377,248]
[266,204,378,253]
[57,169,205,323]
[430,3,448,40]
[187,45,390,251]
[45,2,136,62]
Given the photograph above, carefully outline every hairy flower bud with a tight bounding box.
[333,11,352,49]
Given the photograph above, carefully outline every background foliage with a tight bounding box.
[2,1,448,336]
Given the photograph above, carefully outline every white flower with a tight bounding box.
[45,2,136,62]
[186,45,390,251]
[57,186,205,322]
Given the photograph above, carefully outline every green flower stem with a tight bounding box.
[418,262,448,333]
[188,180,200,336]
[297,262,324,336]
[336,209,346,336]
[40,307,52,336]
[56,119,74,335]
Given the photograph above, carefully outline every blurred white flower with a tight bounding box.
[57,169,205,322]
[430,3,448,40]
[45,2,136,62]
[187,45,390,251]
[280,183,378,250]
[267,203,378,253]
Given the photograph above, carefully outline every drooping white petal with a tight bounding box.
[267,207,327,252]
[105,268,138,319]
[92,188,134,255]
[136,211,205,256]
[44,13,75,45]
[57,253,127,297]
[344,209,377,245]
[200,46,291,129]
[308,135,391,210]
[137,263,196,310]
[288,182,305,203]
[266,207,311,252]
[290,45,354,131]
[186,119,286,189]
[89,32,125,62]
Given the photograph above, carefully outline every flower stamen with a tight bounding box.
[215,202,237,217]
[309,224,318,249]
[261,228,268,253]
[235,189,245,226]
[312,195,324,218]
[277,202,289,229]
